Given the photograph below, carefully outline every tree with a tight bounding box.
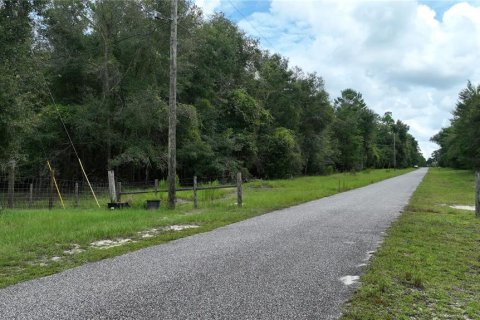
[259,128,302,178]
[332,89,367,170]
[0,0,46,171]
[431,82,480,169]
[0,1,426,182]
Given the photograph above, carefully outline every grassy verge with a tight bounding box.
[0,168,412,289]
[342,168,480,320]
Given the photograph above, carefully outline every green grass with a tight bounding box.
[0,168,412,289]
[342,168,480,320]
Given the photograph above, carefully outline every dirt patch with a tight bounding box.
[90,238,133,249]
[137,224,200,239]
[63,244,85,255]
[164,225,199,231]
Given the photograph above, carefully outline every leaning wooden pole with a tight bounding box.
[49,169,54,210]
[78,158,100,208]
[47,161,65,209]
[167,0,178,209]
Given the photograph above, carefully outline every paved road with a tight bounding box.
[0,169,427,320]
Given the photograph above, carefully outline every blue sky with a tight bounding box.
[419,0,477,17]
[194,0,480,158]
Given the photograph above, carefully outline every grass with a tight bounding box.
[0,168,413,289]
[341,168,480,320]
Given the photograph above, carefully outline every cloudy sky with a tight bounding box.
[193,0,480,158]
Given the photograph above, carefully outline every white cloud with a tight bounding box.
[194,0,222,17]
[195,0,480,158]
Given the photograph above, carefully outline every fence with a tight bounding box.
[0,172,243,210]
[0,176,109,209]
[113,172,243,209]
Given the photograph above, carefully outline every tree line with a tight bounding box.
[430,81,480,170]
[0,0,425,182]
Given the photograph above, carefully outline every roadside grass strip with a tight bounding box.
[0,168,412,289]
[342,168,480,320]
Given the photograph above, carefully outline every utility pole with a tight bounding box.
[168,0,178,209]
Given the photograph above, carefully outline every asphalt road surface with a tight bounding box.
[0,168,427,320]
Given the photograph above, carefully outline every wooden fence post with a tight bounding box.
[193,176,198,209]
[154,179,159,199]
[108,170,117,203]
[74,182,79,208]
[49,169,54,210]
[476,171,480,218]
[236,172,242,208]
[29,183,33,207]
[7,160,15,209]
[116,182,122,202]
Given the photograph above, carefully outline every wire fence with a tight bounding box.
[0,174,240,210]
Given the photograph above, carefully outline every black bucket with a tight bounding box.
[146,200,161,210]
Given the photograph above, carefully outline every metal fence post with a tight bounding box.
[74,182,79,208]
[193,176,198,209]
[116,181,122,203]
[29,183,34,207]
[476,171,480,218]
[7,160,15,209]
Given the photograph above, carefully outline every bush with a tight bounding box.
[326,165,335,175]
[260,128,303,179]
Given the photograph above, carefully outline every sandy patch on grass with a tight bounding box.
[137,225,199,238]
[439,204,476,211]
[90,238,133,249]
[165,225,199,231]
[449,205,475,211]
[63,244,85,255]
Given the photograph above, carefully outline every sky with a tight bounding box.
[193,0,480,159]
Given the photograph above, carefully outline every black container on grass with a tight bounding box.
[146,200,161,210]
[108,202,130,210]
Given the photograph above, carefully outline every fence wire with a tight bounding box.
[0,174,240,210]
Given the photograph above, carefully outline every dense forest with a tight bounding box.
[430,81,480,170]
[0,0,425,182]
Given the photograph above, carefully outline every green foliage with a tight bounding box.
[0,0,424,179]
[260,128,303,178]
[0,0,46,167]
[431,81,480,169]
